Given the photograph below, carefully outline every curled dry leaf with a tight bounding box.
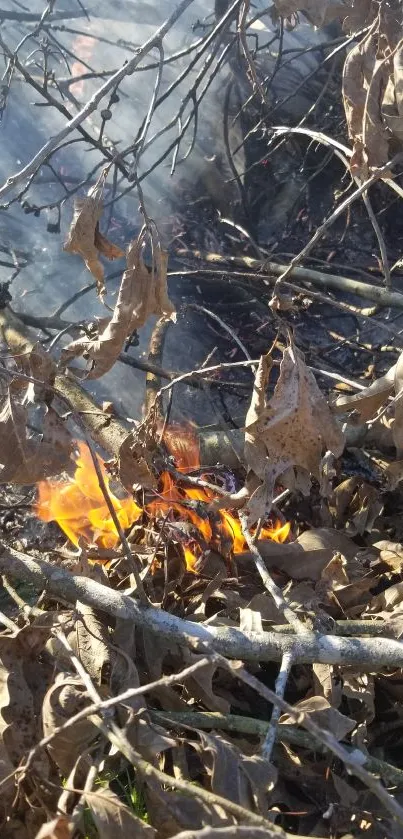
[333,357,396,420]
[272,0,345,26]
[34,817,74,839]
[61,236,174,380]
[42,673,98,777]
[243,344,344,524]
[0,633,49,820]
[279,696,356,742]
[0,393,73,484]
[63,168,123,298]
[84,787,155,839]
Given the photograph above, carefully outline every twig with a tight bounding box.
[22,653,216,766]
[181,251,403,309]
[149,710,403,787]
[227,660,403,827]
[0,0,195,200]
[239,512,307,634]
[144,316,172,417]
[34,630,293,836]
[261,650,294,762]
[187,303,255,366]
[3,547,403,668]
[272,154,403,297]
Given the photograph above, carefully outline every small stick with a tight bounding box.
[239,512,308,634]
[261,650,294,762]
[150,710,403,787]
[226,659,403,827]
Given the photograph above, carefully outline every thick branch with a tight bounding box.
[3,546,403,669]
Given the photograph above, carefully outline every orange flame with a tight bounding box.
[36,442,142,550]
[36,429,290,569]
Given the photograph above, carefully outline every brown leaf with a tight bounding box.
[42,674,98,776]
[392,351,403,455]
[143,783,229,837]
[117,429,157,492]
[0,633,49,821]
[84,787,155,839]
[280,696,355,741]
[341,670,375,723]
[34,817,74,839]
[333,360,396,420]
[312,663,339,705]
[244,344,344,523]
[64,168,123,297]
[0,393,73,484]
[111,645,176,760]
[273,0,345,26]
[196,731,276,813]
[73,603,112,687]
[367,580,403,613]
[61,235,174,379]
[180,650,230,714]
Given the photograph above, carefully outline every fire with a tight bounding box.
[36,429,290,569]
[36,442,142,550]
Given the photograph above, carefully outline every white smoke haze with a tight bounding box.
[0,1,336,417]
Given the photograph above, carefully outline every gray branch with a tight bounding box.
[2,546,403,670]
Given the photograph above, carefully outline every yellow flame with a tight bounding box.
[36,432,291,570]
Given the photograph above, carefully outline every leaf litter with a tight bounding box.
[3,12,403,836]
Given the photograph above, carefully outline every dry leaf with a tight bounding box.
[280,696,356,741]
[0,633,49,821]
[333,359,396,420]
[73,603,112,687]
[117,427,157,492]
[64,168,123,297]
[34,817,74,839]
[180,649,230,714]
[244,343,344,524]
[111,645,176,760]
[61,236,174,379]
[143,783,229,837]
[84,787,155,839]
[341,670,375,723]
[392,350,403,455]
[42,674,98,776]
[272,0,346,26]
[195,731,276,813]
[0,393,73,484]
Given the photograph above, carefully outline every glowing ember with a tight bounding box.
[36,429,290,569]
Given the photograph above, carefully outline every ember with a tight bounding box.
[36,431,290,569]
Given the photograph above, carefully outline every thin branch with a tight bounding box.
[3,547,403,669]
[228,660,403,827]
[239,512,307,633]
[149,710,403,787]
[0,0,195,201]
[261,650,294,762]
